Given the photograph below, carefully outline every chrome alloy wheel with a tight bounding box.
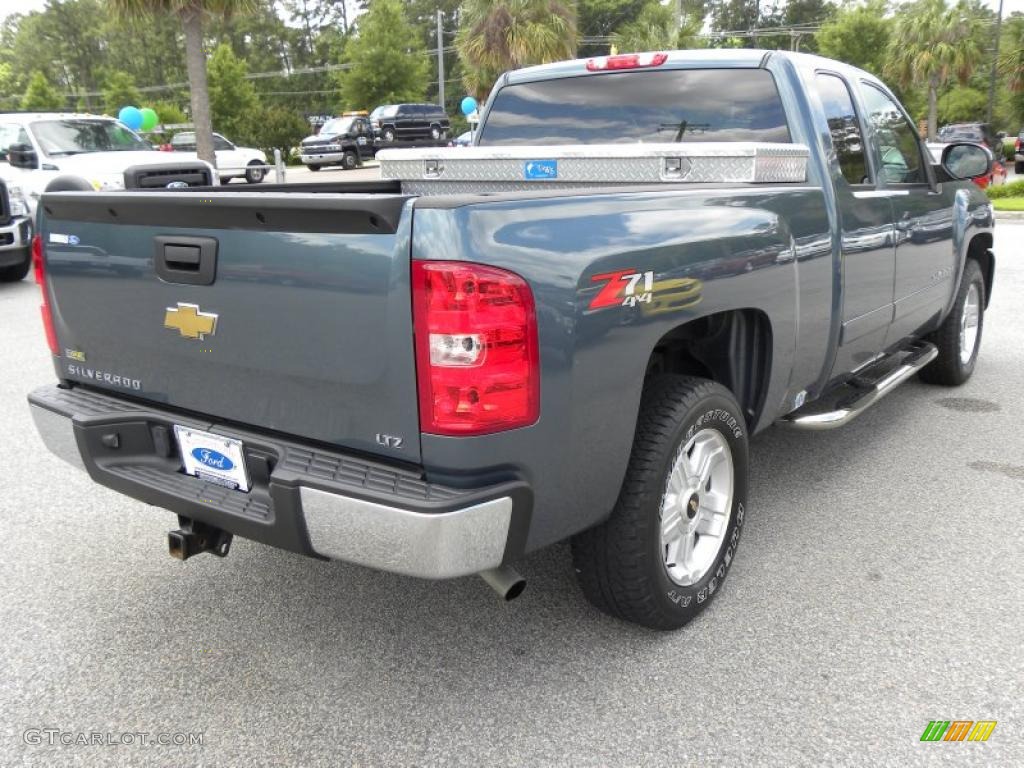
[660,429,734,587]
[959,282,981,366]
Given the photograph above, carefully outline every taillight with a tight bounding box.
[412,260,539,436]
[33,234,58,354]
[586,52,667,72]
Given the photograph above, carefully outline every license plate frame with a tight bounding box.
[174,425,251,492]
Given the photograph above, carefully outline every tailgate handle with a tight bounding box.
[154,236,217,285]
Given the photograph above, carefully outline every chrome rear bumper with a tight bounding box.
[28,385,524,579]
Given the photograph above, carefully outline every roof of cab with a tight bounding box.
[502,49,880,89]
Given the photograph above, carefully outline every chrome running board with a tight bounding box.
[780,342,938,431]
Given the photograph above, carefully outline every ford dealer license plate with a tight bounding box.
[174,426,250,492]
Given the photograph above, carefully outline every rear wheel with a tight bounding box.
[0,248,31,282]
[571,376,748,630]
[920,258,985,386]
[1016,160,1024,174]
[245,161,265,183]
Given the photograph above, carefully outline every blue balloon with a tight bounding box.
[460,96,478,117]
[118,106,143,130]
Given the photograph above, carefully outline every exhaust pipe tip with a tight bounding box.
[479,565,526,601]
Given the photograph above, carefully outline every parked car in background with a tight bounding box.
[299,115,373,171]
[169,132,267,184]
[0,178,32,281]
[0,113,215,216]
[1014,128,1023,174]
[370,104,449,144]
[448,131,473,147]
[937,123,1002,154]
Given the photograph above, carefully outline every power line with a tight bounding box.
[63,46,457,97]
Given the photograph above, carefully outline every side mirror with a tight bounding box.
[940,142,992,181]
[8,142,38,170]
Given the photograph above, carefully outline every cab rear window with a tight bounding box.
[479,68,791,146]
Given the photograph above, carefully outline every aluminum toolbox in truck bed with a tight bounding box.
[377,142,810,194]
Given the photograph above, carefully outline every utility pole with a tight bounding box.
[437,9,445,110]
[987,0,1004,124]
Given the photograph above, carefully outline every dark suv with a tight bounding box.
[370,104,450,144]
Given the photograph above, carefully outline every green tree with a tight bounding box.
[610,1,704,53]
[611,1,674,51]
[21,71,65,110]
[151,101,189,126]
[102,71,142,116]
[885,0,985,139]
[815,1,892,78]
[457,0,578,98]
[998,14,1024,94]
[207,43,260,142]
[250,105,311,161]
[578,0,651,56]
[937,85,987,123]
[108,0,259,167]
[334,0,428,110]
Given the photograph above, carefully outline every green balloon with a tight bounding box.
[139,107,158,132]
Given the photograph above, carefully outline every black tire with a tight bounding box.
[571,376,749,630]
[430,124,441,141]
[245,162,265,183]
[219,176,232,185]
[382,127,396,142]
[1016,160,1024,175]
[0,248,31,282]
[306,164,321,172]
[341,150,358,170]
[919,258,985,386]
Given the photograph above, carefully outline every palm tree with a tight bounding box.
[610,2,703,54]
[997,18,1024,93]
[885,0,984,140]
[457,0,578,99]
[109,0,256,166]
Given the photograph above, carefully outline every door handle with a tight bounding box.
[154,235,217,285]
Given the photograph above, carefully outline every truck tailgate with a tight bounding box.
[39,191,422,462]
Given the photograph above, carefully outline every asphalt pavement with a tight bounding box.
[0,226,1021,767]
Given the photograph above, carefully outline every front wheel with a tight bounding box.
[305,164,321,172]
[919,258,985,386]
[382,127,396,143]
[341,150,358,170]
[571,376,748,630]
[0,247,31,282]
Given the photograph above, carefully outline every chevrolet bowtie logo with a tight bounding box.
[164,302,218,340]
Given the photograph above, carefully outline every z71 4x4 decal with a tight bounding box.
[588,269,655,309]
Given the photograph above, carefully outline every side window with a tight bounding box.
[213,135,233,151]
[814,73,869,185]
[861,83,927,184]
[0,124,30,159]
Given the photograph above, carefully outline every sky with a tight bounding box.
[2,0,1023,27]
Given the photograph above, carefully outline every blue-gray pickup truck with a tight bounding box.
[27,50,996,629]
